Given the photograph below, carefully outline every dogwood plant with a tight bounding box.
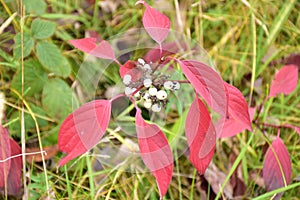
[58,1,252,198]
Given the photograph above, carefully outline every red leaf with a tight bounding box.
[58,100,111,166]
[136,1,170,44]
[185,97,216,174]
[263,137,292,200]
[92,40,116,60]
[0,127,22,196]
[135,108,173,198]
[6,138,22,196]
[0,125,11,188]
[178,60,227,116]
[120,60,135,78]
[217,82,252,138]
[269,64,298,97]
[69,38,116,60]
[217,116,246,138]
[119,60,142,81]
[69,38,97,53]
[144,42,187,63]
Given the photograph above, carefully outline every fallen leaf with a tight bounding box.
[26,144,59,163]
[249,169,264,188]
[229,152,246,197]
[285,53,300,68]
[204,162,234,199]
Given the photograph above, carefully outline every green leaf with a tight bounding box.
[11,59,48,96]
[42,78,75,120]
[60,57,72,78]
[13,32,34,60]
[8,104,48,137]
[36,41,71,77]
[23,0,47,15]
[31,19,56,39]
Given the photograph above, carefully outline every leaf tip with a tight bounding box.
[58,157,68,167]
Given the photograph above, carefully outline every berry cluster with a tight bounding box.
[123,58,180,112]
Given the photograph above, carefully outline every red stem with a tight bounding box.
[131,85,144,96]
[174,80,190,84]
[257,122,282,129]
[114,59,122,68]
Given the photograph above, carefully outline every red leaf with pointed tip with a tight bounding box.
[0,125,11,188]
[269,64,298,97]
[6,138,22,196]
[263,137,292,200]
[178,60,227,116]
[185,97,216,174]
[119,60,142,81]
[135,108,173,198]
[69,38,97,53]
[92,40,116,60]
[217,82,252,138]
[58,100,111,166]
[69,38,115,60]
[136,1,170,44]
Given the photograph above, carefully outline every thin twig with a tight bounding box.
[0,151,47,163]
[20,3,27,199]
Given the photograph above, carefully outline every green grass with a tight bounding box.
[0,0,300,199]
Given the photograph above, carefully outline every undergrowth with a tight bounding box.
[0,0,299,199]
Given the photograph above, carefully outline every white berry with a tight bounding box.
[143,79,152,88]
[172,82,180,90]
[144,101,152,109]
[123,74,131,85]
[134,90,141,98]
[125,87,132,96]
[156,90,167,100]
[151,103,161,112]
[143,92,151,101]
[164,81,173,90]
[138,58,145,65]
[144,64,151,70]
[149,87,158,96]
